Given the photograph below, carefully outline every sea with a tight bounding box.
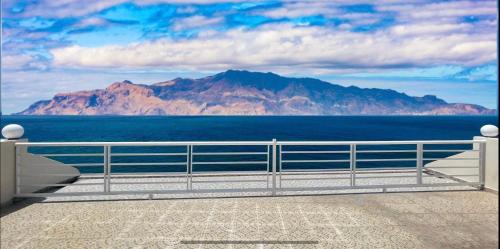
[2,115,497,142]
[1,115,498,173]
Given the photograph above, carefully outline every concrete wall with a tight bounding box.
[483,137,498,192]
[1,139,80,207]
[1,140,17,207]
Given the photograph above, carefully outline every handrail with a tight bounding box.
[15,141,273,146]
[278,140,484,145]
[15,139,485,147]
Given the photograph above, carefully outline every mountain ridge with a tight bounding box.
[17,70,496,115]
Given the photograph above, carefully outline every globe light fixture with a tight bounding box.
[480,124,498,138]
[1,124,25,140]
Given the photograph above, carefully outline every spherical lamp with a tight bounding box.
[480,124,498,138]
[1,124,25,140]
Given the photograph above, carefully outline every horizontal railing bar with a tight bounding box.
[18,163,103,168]
[281,170,418,177]
[111,153,187,156]
[111,181,187,185]
[20,183,102,187]
[281,177,352,181]
[281,151,350,154]
[19,173,93,177]
[20,168,433,178]
[281,168,349,173]
[193,179,268,183]
[423,158,479,161]
[191,171,268,175]
[355,175,421,179]
[277,140,483,145]
[192,161,267,165]
[37,153,104,157]
[15,181,480,198]
[356,150,416,153]
[281,167,417,173]
[426,174,479,177]
[68,173,103,177]
[356,158,416,162]
[14,187,272,197]
[280,182,480,192]
[192,152,268,155]
[16,139,485,147]
[425,166,478,169]
[19,163,103,167]
[16,141,273,147]
[108,171,268,176]
[110,162,186,166]
[424,150,479,153]
[356,167,416,171]
[109,172,186,176]
[282,159,350,163]
[70,163,104,167]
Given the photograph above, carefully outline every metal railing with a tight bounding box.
[14,139,486,198]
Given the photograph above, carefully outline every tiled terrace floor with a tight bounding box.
[1,191,498,249]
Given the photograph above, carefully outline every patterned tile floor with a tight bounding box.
[1,191,498,249]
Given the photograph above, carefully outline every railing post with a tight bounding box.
[479,142,486,190]
[189,145,193,191]
[103,145,110,192]
[266,145,270,189]
[416,143,423,185]
[279,144,282,189]
[272,139,277,196]
[186,145,190,191]
[350,144,356,186]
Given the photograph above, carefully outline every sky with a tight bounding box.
[0,0,498,114]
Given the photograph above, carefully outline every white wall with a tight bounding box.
[1,139,80,206]
[483,137,498,191]
[1,140,17,206]
[425,136,498,192]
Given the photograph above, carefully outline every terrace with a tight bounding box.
[1,191,498,248]
[0,125,498,248]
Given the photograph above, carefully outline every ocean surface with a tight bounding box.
[1,115,498,172]
[2,115,498,142]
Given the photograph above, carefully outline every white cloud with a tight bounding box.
[257,1,497,32]
[172,15,224,31]
[389,22,473,36]
[176,6,197,14]
[2,0,125,18]
[1,54,35,69]
[2,0,251,17]
[1,0,347,19]
[258,2,340,18]
[50,23,496,72]
[74,17,109,28]
[377,0,497,21]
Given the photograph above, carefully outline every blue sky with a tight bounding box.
[1,0,498,113]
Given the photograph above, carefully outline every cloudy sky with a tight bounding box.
[1,0,498,114]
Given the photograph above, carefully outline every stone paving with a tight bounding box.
[1,191,498,249]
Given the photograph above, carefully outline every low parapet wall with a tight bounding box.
[425,136,498,192]
[1,139,80,207]
[482,137,499,192]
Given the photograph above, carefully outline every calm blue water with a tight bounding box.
[1,115,497,173]
[1,115,497,142]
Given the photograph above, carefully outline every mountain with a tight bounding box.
[16,70,496,115]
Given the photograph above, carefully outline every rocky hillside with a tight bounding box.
[17,70,496,115]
